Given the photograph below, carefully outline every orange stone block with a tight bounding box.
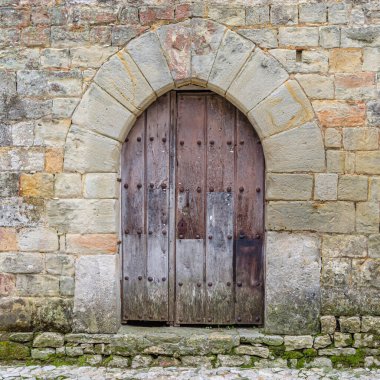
[335,72,375,89]
[313,100,366,128]
[45,148,63,173]
[0,228,18,251]
[0,273,16,296]
[329,48,362,73]
[20,173,54,198]
[66,234,118,254]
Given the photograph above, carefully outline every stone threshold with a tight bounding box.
[0,324,379,369]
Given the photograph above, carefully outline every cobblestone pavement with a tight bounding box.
[0,366,380,380]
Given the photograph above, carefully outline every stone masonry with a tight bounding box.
[0,0,379,356]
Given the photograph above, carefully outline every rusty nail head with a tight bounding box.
[209,186,214,192]
[162,277,166,282]
[227,186,231,192]
[239,186,244,192]
[178,282,183,287]
[124,276,129,281]
[197,186,201,193]
[197,140,201,145]
[162,137,166,143]
[124,183,128,189]
[137,137,141,142]
[208,282,212,287]
[149,136,154,141]
[208,235,212,240]
[180,140,184,146]
[162,230,167,235]
[124,229,129,235]
[237,282,242,287]
[148,276,153,282]
[138,276,142,280]
[227,282,231,286]
[256,187,261,192]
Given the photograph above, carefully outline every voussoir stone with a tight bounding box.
[208,30,254,95]
[72,83,135,142]
[249,80,314,139]
[94,51,155,115]
[227,49,288,113]
[33,332,64,348]
[126,32,174,96]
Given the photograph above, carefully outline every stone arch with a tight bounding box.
[59,19,326,334]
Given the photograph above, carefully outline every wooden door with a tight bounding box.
[121,91,264,325]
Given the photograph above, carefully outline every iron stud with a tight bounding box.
[209,186,214,192]
[148,230,152,235]
[124,183,128,189]
[255,316,260,322]
[237,316,242,322]
[161,183,167,189]
[117,240,121,245]
[162,137,166,143]
[227,186,231,192]
[227,141,232,145]
[197,282,201,287]
[137,183,142,189]
[240,140,244,145]
[208,235,212,240]
[149,136,154,141]
[227,282,231,286]
[197,140,201,145]
[197,318,201,322]
[256,233,261,239]
[197,186,201,193]
[125,138,129,142]
[227,235,232,240]
[148,277,153,282]
[237,282,242,287]
[196,234,200,239]
[178,282,183,287]
[124,229,129,235]
[208,318,212,322]
[124,276,129,281]
[208,282,212,287]
[137,137,141,142]
[137,228,142,235]
[179,234,184,239]
[239,186,244,192]
[179,186,184,192]
[162,277,166,282]
[149,183,154,189]
[210,140,214,145]
[180,140,184,146]
[162,230,167,235]
[138,276,142,280]
[256,187,261,192]
[117,178,121,182]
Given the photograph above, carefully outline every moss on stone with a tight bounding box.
[282,350,304,360]
[269,344,285,357]
[0,341,30,360]
[330,349,365,368]
[303,348,317,357]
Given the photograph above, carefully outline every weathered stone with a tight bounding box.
[319,26,341,48]
[70,46,117,68]
[66,346,84,357]
[47,199,117,234]
[217,354,251,367]
[0,253,43,274]
[60,276,75,296]
[83,173,118,199]
[34,119,70,147]
[0,341,30,360]
[181,355,213,368]
[356,152,380,175]
[0,173,19,197]
[238,29,277,48]
[270,5,298,25]
[319,347,357,356]
[338,175,368,201]
[249,80,313,139]
[41,48,70,68]
[238,330,284,346]
[341,26,380,47]
[54,173,82,198]
[0,48,39,70]
[266,174,313,201]
[0,124,12,146]
[362,316,380,334]
[107,355,130,367]
[0,228,17,251]
[45,147,63,174]
[284,336,313,351]
[18,228,58,252]
[335,73,376,100]
[126,32,173,96]
[334,332,353,347]
[306,357,333,368]
[235,345,269,358]
[322,235,367,258]
[16,275,60,297]
[0,273,15,297]
[64,125,121,173]
[267,201,355,233]
[19,173,53,198]
[246,6,270,25]
[65,234,118,255]
[356,202,380,233]
[265,232,321,334]
[0,297,32,331]
[52,98,79,118]
[33,332,64,348]
[329,48,362,73]
[321,258,352,288]
[314,173,338,201]
[368,235,380,259]
[31,348,55,359]
[45,255,75,276]
[263,122,325,173]
[208,30,254,95]
[321,316,337,334]
[299,3,327,23]
[73,255,120,333]
[131,354,154,368]
[326,150,345,173]
[328,3,350,24]
[369,178,380,201]
[363,47,380,71]
[11,121,34,147]
[343,128,378,151]
[314,335,332,349]
[354,333,380,349]
[228,49,288,113]
[279,27,319,47]
[0,147,44,171]
[295,74,334,100]
[208,6,244,26]
[9,332,33,343]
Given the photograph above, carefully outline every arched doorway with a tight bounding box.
[121,89,264,325]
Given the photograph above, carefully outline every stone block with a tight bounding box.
[16,274,60,296]
[217,354,251,367]
[340,316,361,333]
[314,173,338,201]
[266,173,313,201]
[321,316,337,334]
[139,6,173,25]
[19,173,53,198]
[60,276,75,296]
[45,255,75,276]
[279,27,319,47]
[31,348,55,360]
[363,48,380,71]
[11,121,34,147]
[238,29,278,48]
[313,100,366,128]
[249,80,313,139]
[180,355,213,368]
[0,273,16,296]
[21,26,50,47]
[335,73,376,100]
[343,128,378,151]
[267,201,355,233]
[33,332,64,348]
[295,74,334,100]
[111,25,137,47]
[353,333,380,348]
[70,46,118,68]
[322,235,367,259]
[126,32,174,96]
[72,84,135,142]
[8,98,52,121]
[208,6,245,26]
[263,122,325,173]
[246,6,270,25]
[270,5,298,25]
[235,345,269,358]
[356,202,380,233]
[368,235,380,258]
[0,173,19,197]
[64,125,121,173]
[338,175,368,201]
[0,48,39,70]
[325,129,341,148]
[299,3,327,23]
[326,150,345,173]
[318,347,356,356]
[9,332,34,343]
[0,253,43,274]
[94,51,155,115]
[265,232,321,334]
[34,119,70,148]
[334,332,353,348]
[367,100,380,127]
[83,173,118,199]
[0,228,17,251]
[227,49,288,113]
[361,316,380,333]
[0,297,32,331]
[18,227,59,252]
[66,346,84,357]
[328,3,350,24]
[54,173,82,198]
[314,335,332,349]
[284,336,314,351]
[73,255,121,333]
[306,357,333,368]
[41,48,70,68]
[47,199,117,234]
[329,49,362,73]
[0,147,44,171]
[65,234,118,255]
[52,98,79,118]
[191,19,225,85]
[238,330,283,346]
[319,26,341,48]
[341,26,380,48]
[0,124,11,146]
[0,341,30,360]
[45,147,63,174]
[369,177,380,201]
[208,30,254,95]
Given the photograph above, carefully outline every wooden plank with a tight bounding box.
[235,109,265,324]
[205,192,234,324]
[175,239,205,324]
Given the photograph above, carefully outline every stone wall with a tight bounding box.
[0,317,379,369]
[0,0,379,335]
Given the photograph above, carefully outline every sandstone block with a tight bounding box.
[16,274,60,296]
[139,6,174,25]
[65,234,118,255]
[340,316,361,333]
[338,175,368,201]
[265,232,321,334]
[45,147,63,174]
[0,273,16,297]
[208,6,245,26]
[18,227,58,252]
[249,80,313,139]
[266,173,313,201]
[73,255,120,333]
[295,74,334,100]
[329,49,362,73]
[328,3,350,24]
[279,27,319,47]
[34,119,70,148]
[208,30,254,95]
[47,199,117,234]
[314,173,338,201]
[367,100,380,127]
[363,48,380,71]
[369,177,380,201]
[314,335,332,349]
[299,4,327,23]
[356,202,379,233]
[284,336,314,351]
[0,48,39,70]
[64,125,121,173]
[321,316,337,334]
[361,316,380,333]
[341,26,380,48]
[326,150,345,173]
[45,255,75,276]
[41,48,70,68]
[0,173,19,197]
[0,147,44,171]
[0,228,17,251]
[343,128,378,151]
[267,201,355,233]
[83,173,118,199]
[322,235,367,258]
[368,235,380,258]
[319,26,341,48]
[227,49,288,113]
[246,6,270,25]
[0,253,43,274]
[60,276,75,296]
[111,25,137,47]
[126,32,174,96]
[335,73,376,100]
[8,98,52,121]
[270,5,298,25]
[263,122,325,173]
[33,332,64,348]
[70,46,117,68]
[235,345,269,358]
[325,129,341,148]
[94,51,155,115]
[11,121,34,147]
[72,84,135,142]
[54,173,82,198]
[238,29,278,48]
[52,98,79,118]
